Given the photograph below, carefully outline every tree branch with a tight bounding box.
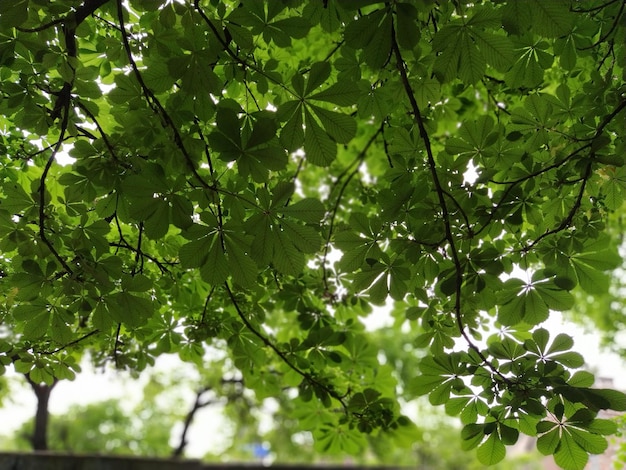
[40,329,100,355]
[115,0,213,192]
[172,386,216,458]
[38,108,74,275]
[391,25,510,384]
[224,282,348,412]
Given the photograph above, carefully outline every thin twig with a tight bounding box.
[76,101,120,161]
[193,1,294,95]
[524,162,592,252]
[578,0,626,50]
[38,107,73,275]
[224,282,348,412]
[321,126,383,293]
[115,0,213,192]
[41,330,100,354]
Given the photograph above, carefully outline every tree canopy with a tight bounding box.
[1,0,625,468]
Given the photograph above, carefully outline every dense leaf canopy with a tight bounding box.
[1,0,626,468]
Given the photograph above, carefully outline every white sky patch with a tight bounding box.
[463,160,479,185]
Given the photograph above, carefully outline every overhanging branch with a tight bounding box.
[224,282,349,413]
[391,25,510,384]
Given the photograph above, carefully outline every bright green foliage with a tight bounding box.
[0,0,625,468]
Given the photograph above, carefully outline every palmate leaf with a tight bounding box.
[409,353,466,400]
[445,115,496,159]
[433,24,495,84]
[505,38,554,89]
[497,275,574,326]
[334,231,382,272]
[523,328,585,368]
[497,285,548,326]
[313,422,368,455]
[240,146,288,182]
[280,62,360,164]
[568,237,620,294]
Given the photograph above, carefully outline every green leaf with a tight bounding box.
[309,105,357,144]
[309,81,360,106]
[554,432,588,470]
[550,351,584,368]
[272,17,311,40]
[273,229,304,275]
[461,423,485,451]
[588,389,626,411]
[568,371,594,388]
[0,0,28,28]
[537,427,560,455]
[279,198,325,223]
[304,108,336,166]
[529,0,573,38]
[110,292,153,327]
[279,103,304,151]
[363,12,392,69]
[547,333,574,354]
[224,232,257,288]
[568,427,607,454]
[305,62,331,96]
[587,419,618,435]
[477,432,506,465]
[471,30,514,72]
[281,219,321,253]
[0,183,34,212]
[14,304,50,339]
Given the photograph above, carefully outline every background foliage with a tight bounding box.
[1,0,626,468]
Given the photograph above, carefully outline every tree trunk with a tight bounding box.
[25,376,58,451]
